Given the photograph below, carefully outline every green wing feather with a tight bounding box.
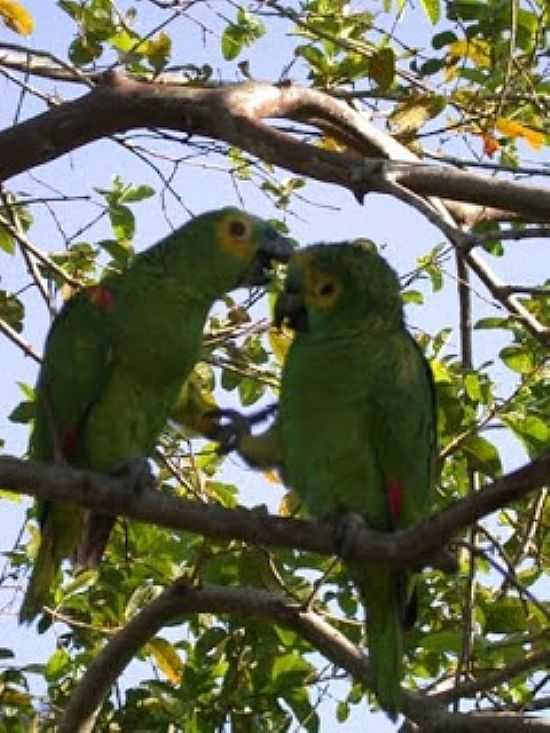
[20,291,114,623]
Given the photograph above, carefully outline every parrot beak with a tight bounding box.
[244,229,295,286]
[274,290,308,332]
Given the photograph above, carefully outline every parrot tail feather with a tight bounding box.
[19,530,58,624]
[355,567,404,721]
[76,512,116,568]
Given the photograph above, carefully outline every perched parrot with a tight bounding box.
[217,241,437,719]
[20,207,293,624]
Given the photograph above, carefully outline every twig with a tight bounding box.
[0,318,41,363]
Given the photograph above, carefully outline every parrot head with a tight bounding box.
[274,240,403,333]
[195,207,295,288]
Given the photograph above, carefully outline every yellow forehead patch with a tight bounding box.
[215,213,256,260]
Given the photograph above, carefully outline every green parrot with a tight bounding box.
[20,207,293,624]
[217,241,436,719]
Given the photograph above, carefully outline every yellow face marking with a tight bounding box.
[215,213,256,261]
[303,261,342,311]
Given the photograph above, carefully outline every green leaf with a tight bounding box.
[238,377,265,406]
[0,290,24,332]
[503,414,550,458]
[0,648,15,659]
[282,686,319,733]
[206,480,238,509]
[45,648,70,681]
[98,238,133,269]
[222,26,244,61]
[464,372,482,401]
[120,184,155,203]
[500,345,534,374]
[0,224,15,254]
[124,583,163,621]
[475,317,511,330]
[272,653,313,688]
[420,629,462,654]
[336,701,350,722]
[8,400,34,424]
[432,30,458,49]
[367,47,395,90]
[462,434,502,475]
[402,289,424,305]
[62,569,98,598]
[419,0,440,23]
[109,203,135,242]
[485,597,527,633]
[69,35,102,65]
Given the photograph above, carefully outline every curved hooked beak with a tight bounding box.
[274,289,308,332]
[243,229,295,286]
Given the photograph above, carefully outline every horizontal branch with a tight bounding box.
[1,452,548,569]
[58,580,550,733]
[1,73,549,223]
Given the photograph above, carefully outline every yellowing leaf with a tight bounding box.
[147,637,184,685]
[278,490,302,517]
[389,95,445,136]
[144,31,172,72]
[262,468,281,485]
[447,39,490,67]
[482,134,500,158]
[317,136,346,152]
[0,0,34,35]
[268,325,293,364]
[495,118,544,150]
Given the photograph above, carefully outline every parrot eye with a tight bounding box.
[319,282,336,297]
[228,219,249,239]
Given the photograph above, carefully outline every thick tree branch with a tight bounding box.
[1,452,548,569]
[1,73,549,223]
[58,580,550,733]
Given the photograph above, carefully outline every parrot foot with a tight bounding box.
[206,403,278,455]
[110,456,156,494]
[205,408,251,454]
[333,512,368,564]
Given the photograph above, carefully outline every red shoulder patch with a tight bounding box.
[88,285,114,309]
[61,426,78,459]
[387,479,404,523]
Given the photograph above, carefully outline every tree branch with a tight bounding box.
[1,73,549,223]
[434,649,550,704]
[1,452,548,569]
[58,579,550,733]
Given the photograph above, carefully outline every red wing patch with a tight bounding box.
[61,426,79,459]
[88,286,114,309]
[387,479,404,523]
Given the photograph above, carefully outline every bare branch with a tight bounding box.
[0,318,41,363]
